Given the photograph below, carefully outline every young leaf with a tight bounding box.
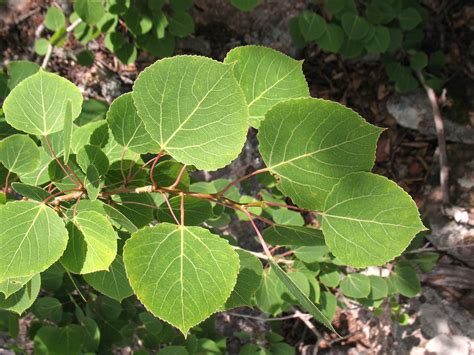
[123,223,240,335]
[85,165,101,200]
[168,12,194,38]
[34,38,50,56]
[390,260,421,297]
[0,274,41,315]
[0,135,40,175]
[107,93,160,154]
[258,98,383,210]
[74,0,105,25]
[230,0,260,12]
[269,260,336,332]
[224,45,309,128]
[364,26,390,54]
[0,201,68,281]
[341,13,370,41]
[298,11,326,41]
[63,100,73,164]
[368,275,388,300]
[132,56,248,171]
[263,225,324,247]
[83,256,133,302]
[76,144,109,176]
[316,24,345,52]
[3,70,83,136]
[60,211,118,274]
[224,250,263,309]
[398,7,422,30]
[11,183,50,201]
[321,172,426,267]
[44,7,66,31]
[318,264,340,287]
[340,274,371,298]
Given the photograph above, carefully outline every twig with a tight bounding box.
[169,164,187,189]
[42,18,83,69]
[216,168,269,196]
[149,152,163,189]
[417,71,450,204]
[160,192,180,225]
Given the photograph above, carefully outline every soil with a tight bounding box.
[0,0,473,354]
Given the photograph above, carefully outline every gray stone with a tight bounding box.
[425,334,471,355]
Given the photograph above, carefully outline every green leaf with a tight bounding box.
[366,0,396,24]
[321,172,426,267]
[263,225,324,247]
[0,134,41,176]
[341,13,370,41]
[0,274,40,315]
[33,297,63,323]
[298,11,326,41]
[230,0,260,11]
[170,0,193,11]
[83,255,133,301]
[316,24,345,52]
[113,193,155,228]
[123,8,153,36]
[123,223,240,335]
[224,45,309,128]
[368,275,388,300]
[132,56,248,170]
[157,196,213,225]
[390,260,420,297]
[168,12,194,38]
[407,252,439,273]
[76,49,95,67]
[289,16,307,49]
[269,260,335,332]
[74,0,105,24]
[364,25,390,54]
[17,149,51,186]
[0,275,32,298]
[319,291,337,321]
[63,100,73,164]
[152,160,190,191]
[0,201,68,281]
[294,245,329,263]
[325,0,356,17]
[11,183,50,201]
[340,273,371,298]
[224,250,263,309]
[398,7,422,30]
[319,264,340,287]
[85,165,101,200]
[6,60,40,89]
[259,98,383,210]
[3,70,83,136]
[76,144,109,176]
[34,38,50,56]
[271,208,304,225]
[394,65,418,93]
[410,51,428,70]
[254,267,286,315]
[75,99,108,126]
[82,318,100,352]
[34,324,85,355]
[45,7,66,31]
[60,211,118,274]
[107,93,160,154]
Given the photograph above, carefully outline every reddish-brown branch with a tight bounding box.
[216,168,269,196]
[180,192,185,225]
[169,164,187,189]
[44,135,83,188]
[3,170,11,195]
[160,192,180,225]
[149,152,163,189]
[242,208,273,258]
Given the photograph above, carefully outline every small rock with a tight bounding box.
[425,334,471,355]
[386,90,474,144]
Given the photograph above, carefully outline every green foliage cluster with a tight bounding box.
[0,46,432,353]
[36,0,195,65]
[291,0,446,92]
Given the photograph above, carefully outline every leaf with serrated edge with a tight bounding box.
[0,135,40,175]
[0,275,33,298]
[60,211,118,274]
[263,225,324,247]
[321,172,426,267]
[3,70,83,136]
[132,55,248,170]
[123,223,239,335]
[0,201,68,281]
[83,255,133,302]
[259,98,383,210]
[224,46,309,128]
[107,93,160,154]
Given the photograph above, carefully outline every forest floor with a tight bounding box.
[0,0,473,354]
